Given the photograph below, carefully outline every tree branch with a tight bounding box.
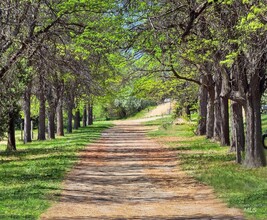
[181,1,211,40]
[170,65,201,85]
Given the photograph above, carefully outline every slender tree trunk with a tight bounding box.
[213,78,222,141]
[206,87,215,139]
[220,96,230,146]
[38,90,46,140]
[74,110,80,129]
[23,86,32,143]
[197,77,208,135]
[87,104,93,125]
[230,101,245,164]
[67,105,73,133]
[56,99,64,136]
[83,106,87,127]
[7,110,16,151]
[184,105,191,119]
[77,111,81,128]
[47,107,56,139]
[243,88,266,167]
[213,97,221,141]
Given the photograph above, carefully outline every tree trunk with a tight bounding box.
[38,89,46,140]
[47,107,56,139]
[77,111,81,128]
[67,105,73,133]
[56,99,64,136]
[74,110,80,129]
[213,74,222,141]
[213,95,221,141]
[184,105,191,119]
[197,78,208,135]
[206,87,215,139]
[230,101,245,164]
[87,104,93,125]
[220,96,230,146]
[243,88,266,167]
[83,106,87,127]
[7,110,16,151]
[23,86,32,143]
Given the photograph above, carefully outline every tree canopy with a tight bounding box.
[0,0,266,167]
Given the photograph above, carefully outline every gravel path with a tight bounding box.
[40,120,244,220]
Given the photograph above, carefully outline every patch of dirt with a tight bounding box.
[40,120,244,220]
[145,102,174,118]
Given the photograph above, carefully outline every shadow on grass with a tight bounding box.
[146,116,267,219]
[0,122,112,219]
[172,141,224,151]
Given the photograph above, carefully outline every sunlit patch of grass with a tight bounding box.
[261,114,267,132]
[146,118,267,220]
[0,122,112,220]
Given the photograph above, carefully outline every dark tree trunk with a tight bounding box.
[56,99,64,136]
[243,88,266,167]
[7,111,16,151]
[67,105,73,133]
[23,86,32,143]
[47,107,56,139]
[74,110,80,129]
[206,87,215,139]
[184,105,191,119]
[213,95,221,141]
[87,104,93,125]
[197,77,208,135]
[230,101,245,164]
[38,89,46,140]
[220,96,230,146]
[77,111,81,128]
[213,72,222,141]
[83,106,87,127]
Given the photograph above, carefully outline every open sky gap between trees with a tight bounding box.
[0,0,267,171]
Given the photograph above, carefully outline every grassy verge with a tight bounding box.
[0,122,112,220]
[144,118,267,220]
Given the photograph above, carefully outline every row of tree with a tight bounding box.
[126,0,267,167]
[0,1,129,150]
[0,1,266,168]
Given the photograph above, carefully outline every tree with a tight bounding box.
[127,0,266,167]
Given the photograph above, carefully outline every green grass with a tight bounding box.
[145,119,267,220]
[0,122,112,220]
[262,114,267,132]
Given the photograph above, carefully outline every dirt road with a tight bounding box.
[40,120,244,220]
[145,102,174,118]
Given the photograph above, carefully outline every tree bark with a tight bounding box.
[7,110,16,151]
[83,106,87,127]
[230,101,245,164]
[77,111,81,128]
[206,87,215,139]
[87,104,93,125]
[38,88,46,140]
[220,96,230,146]
[213,94,221,141]
[213,70,222,141]
[74,110,80,129]
[56,98,64,136]
[197,77,208,135]
[67,105,73,133]
[47,106,56,139]
[23,85,32,143]
[243,88,266,167]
